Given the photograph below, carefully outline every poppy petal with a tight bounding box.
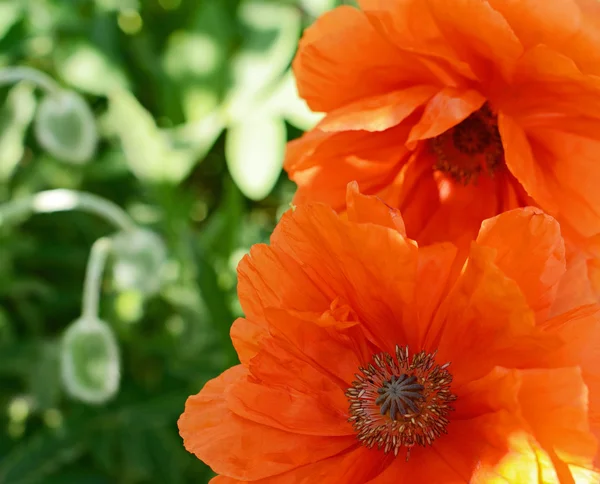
[407,87,485,144]
[210,476,238,484]
[359,0,476,84]
[226,375,353,437]
[285,125,411,211]
[178,366,356,481]
[425,0,523,80]
[551,250,598,317]
[498,113,558,213]
[293,6,432,112]
[476,207,566,322]
[415,170,508,246]
[543,305,600,455]
[486,0,600,76]
[471,432,600,484]
[368,411,520,483]
[430,243,560,387]
[230,318,268,365]
[233,446,391,484]
[528,127,600,238]
[407,242,459,348]
[317,86,438,133]
[237,244,330,323]
[345,181,406,234]
[517,367,598,476]
[272,203,419,353]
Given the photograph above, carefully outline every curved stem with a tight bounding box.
[0,66,61,95]
[0,189,136,232]
[82,237,112,321]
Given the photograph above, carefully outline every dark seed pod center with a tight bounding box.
[376,374,425,420]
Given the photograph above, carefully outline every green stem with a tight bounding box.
[0,66,61,94]
[82,237,112,321]
[0,189,136,232]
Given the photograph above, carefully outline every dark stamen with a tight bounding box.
[429,103,504,185]
[346,345,457,458]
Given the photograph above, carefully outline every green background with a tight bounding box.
[0,0,356,482]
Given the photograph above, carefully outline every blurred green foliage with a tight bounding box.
[0,0,355,482]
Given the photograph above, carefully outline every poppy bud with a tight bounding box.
[34,89,97,164]
[111,228,167,297]
[60,317,120,404]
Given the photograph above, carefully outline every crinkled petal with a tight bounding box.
[487,0,600,76]
[345,181,406,234]
[407,242,459,348]
[226,376,352,437]
[550,247,598,317]
[285,124,410,211]
[543,305,600,457]
[293,5,434,112]
[407,87,485,144]
[453,366,519,420]
[472,432,600,484]
[476,207,566,322]
[237,244,330,323]
[503,45,600,119]
[429,243,560,386]
[527,127,600,238]
[317,86,438,133]
[424,0,523,81]
[230,318,268,365]
[517,367,598,479]
[271,203,419,353]
[498,113,558,213]
[230,446,391,484]
[359,0,476,84]
[368,411,519,483]
[256,307,369,392]
[210,476,237,484]
[385,151,442,240]
[178,366,356,481]
[415,169,518,246]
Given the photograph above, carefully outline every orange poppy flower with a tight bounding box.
[179,184,600,483]
[285,0,600,253]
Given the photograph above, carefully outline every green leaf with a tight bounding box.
[42,469,112,484]
[34,90,98,165]
[144,426,185,484]
[0,1,23,42]
[225,116,286,201]
[0,82,36,180]
[27,341,61,410]
[165,109,227,166]
[0,341,37,376]
[264,70,324,131]
[88,429,118,474]
[54,40,130,96]
[225,0,301,121]
[161,1,232,122]
[105,89,210,183]
[119,425,153,482]
[192,243,236,364]
[94,0,139,12]
[0,427,85,484]
[300,0,337,17]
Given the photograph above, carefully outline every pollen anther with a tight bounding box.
[430,103,504,185]
[346,345,456,459]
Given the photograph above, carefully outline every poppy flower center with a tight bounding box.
[346,345,456,459]
[429,103,504,184]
